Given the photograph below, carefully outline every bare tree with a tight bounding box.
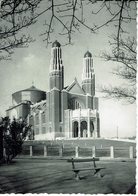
[0,0,136,60]
[0,0,43,60]
[100,36,136,104]
[40,0,136,47]
[0,0,136,103]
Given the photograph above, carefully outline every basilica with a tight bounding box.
[6,41,100,140]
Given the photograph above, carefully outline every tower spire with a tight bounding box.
[82,51,95,96]
[49,40,64,90]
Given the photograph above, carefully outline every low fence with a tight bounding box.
[21,145,136,159]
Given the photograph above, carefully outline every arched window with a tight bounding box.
[41,112,46,123]
[42,127,46,134]
[90,121,94,137]
[35,114,39,125]
[29,115,34,126]
[35,127,39,135]
[75,100,81,109]
[69,98,83,110]
[81,121,87,137]
[73,121,78,137]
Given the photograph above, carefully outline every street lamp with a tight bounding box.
[117,126,119,139]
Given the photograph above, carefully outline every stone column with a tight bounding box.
[70,118,72,138]
[110,146,114,159]
[44,145,47,157]
[75,146,79,158]
[95,117,98,138]
[33,113,36,138]
[129,146,134,159]
[69,110,71,138]
[78,122,80,138]
[30,146,33,157]
[78,108,81,138]
[68,110,72,138]
[87,109,90,137]
[59,145,63,157]
[93,119,97,139]
[92,146,96,157]
[39,110,42,135]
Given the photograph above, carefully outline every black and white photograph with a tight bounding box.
[0,0,136,194]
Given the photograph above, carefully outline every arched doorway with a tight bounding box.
[90,121,94,137]
[81,121,87,137]
[73,121,78,138]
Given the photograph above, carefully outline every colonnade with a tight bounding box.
[72,109,96,138]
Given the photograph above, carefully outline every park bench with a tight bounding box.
[67,157,105,180]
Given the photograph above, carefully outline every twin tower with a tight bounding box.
[49,40,95,96]
[45,40,100,140]
[6,40,100,140]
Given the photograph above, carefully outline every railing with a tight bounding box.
[72,109,97,118]
[21,145,136,159]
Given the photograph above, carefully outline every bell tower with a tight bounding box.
[49,40,64,90]
[82,51,95,96]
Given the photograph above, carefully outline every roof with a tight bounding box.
[64,86,69,89]
[84,51,92,58]
[6,102,30,111]
[66,78,85,95]
[23,85,44,92]
[12,85,45,95]
[52,40,61,48]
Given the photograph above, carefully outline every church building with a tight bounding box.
[6,41,100,140]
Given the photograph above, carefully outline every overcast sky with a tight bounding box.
[0,1,136,138]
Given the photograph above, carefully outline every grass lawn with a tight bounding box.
[0,158,136,194]
[25,138,136,148]
[22,139,136,158]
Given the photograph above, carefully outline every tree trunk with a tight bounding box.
[0,127,3,161]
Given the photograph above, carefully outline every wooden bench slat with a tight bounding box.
[73,167,105,171]
[67,158,99,162]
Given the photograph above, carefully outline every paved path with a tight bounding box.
[0,158,136,194]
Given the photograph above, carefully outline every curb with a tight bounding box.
[15,156,135,162]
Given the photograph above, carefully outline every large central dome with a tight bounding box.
[52,40,61,48]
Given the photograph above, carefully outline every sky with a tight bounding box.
[0,1,136,138]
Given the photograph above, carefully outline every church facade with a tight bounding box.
[6,41,100,140]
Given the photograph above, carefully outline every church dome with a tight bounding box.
[12,85,46,105]
[23,85,43,92]
[52,40,61,48]
[84,51,92,58]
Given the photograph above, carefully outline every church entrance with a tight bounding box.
[73,121,78,137]
[81,121,87,137]
[90,121,94,137]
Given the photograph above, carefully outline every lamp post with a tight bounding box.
[117,126,119,139]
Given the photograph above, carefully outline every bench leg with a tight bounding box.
[74,171,80,180]
[94,169,102,178]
